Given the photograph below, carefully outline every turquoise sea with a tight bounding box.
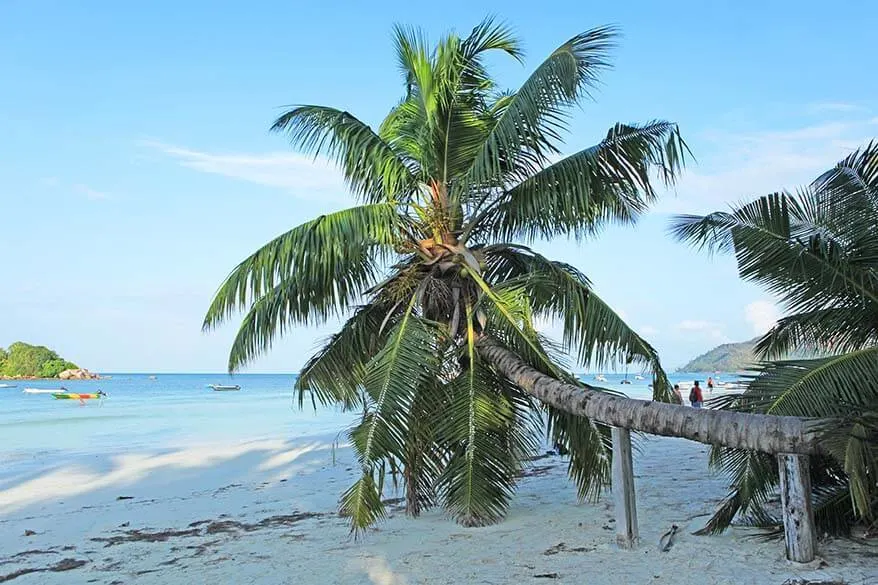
[0,372,723,488]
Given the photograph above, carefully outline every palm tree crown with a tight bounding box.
[672,141,878,533]
[206,18,688,532]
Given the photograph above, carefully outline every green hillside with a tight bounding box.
[0,342,79,378]
[678,338,759,373]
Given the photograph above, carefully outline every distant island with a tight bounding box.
[0,341,97,379]
[678,338,760,373]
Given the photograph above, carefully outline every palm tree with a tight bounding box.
[671,142,878,535]
[205,18,689,532]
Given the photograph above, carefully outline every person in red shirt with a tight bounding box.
[689,381,704,408]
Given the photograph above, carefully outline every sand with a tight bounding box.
[1,435,876,585]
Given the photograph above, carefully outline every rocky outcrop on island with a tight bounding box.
[0,341,92,379]
[58,368,101,380]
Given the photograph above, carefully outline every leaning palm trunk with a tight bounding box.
[482,337,826,562]
[477,338,823,455]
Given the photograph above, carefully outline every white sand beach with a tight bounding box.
[1,435,876,585]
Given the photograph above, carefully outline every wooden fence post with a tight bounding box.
[612,427,638,549]
[778,454,816,563]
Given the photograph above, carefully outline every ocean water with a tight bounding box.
[0,374,357,485]
[0,371,726,485]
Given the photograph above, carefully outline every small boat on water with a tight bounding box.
[52,391,106,401]
[0,383,17,388]
[595,374,607,383]
[24,387,66,394]
[209,384,241,392]
[634,375,644,381]
[620,379,632,385]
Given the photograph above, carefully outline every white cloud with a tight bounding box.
[36,177,109,201]
[806,102,866,114]
[658,118,876,214]
[744,300,780,335]
[675,320,716,332]
[143,140,348,200]
[674,320,728,343]
[73,184,110,200]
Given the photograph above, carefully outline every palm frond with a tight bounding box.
[340,472,386,534]
[437,304,535,525]
[205,204,403,371]
[482,244,673,401]
[294,303,395,409]
[670,192,878,316]
[343,300,441,533]
[468,121,688,242]
[742,349,878,416]
[460,16,523,64]
[755,308,878,359]
[545,406,612,501]
[204,204,399,330]
[464,26,618,192]
[694,446,778,535]
[272,105,416,203]
[811,139,878,198]
[469,270,562,378]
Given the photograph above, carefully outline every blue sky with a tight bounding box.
[1,1,875,373]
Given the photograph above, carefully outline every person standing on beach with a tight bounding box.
[689,381,704,408]
[672,384,684,405]
[707,376,715,393]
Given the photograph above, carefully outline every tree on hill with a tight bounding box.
[206,18,689,531]
[0,342,78,378]
[672,141,878,534]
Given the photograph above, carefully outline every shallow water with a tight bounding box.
[0,371,728,485]
[0,374,357,483]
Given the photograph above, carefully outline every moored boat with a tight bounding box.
[209,384,241,391]
[24,387,66,394]
[0,383,17,388]
[52,391,107,400]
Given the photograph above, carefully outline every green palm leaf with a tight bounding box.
[676,142,878,533]
[546,407,612,501]
[272,106,417,203]
[204,204,401,369]
[437,304,539,525]
[294,303,394,408]
[670,192,878,316]
[742,349,878,416]
[465,26,617,192]
[467,121,688,242]
[343,298,441,533]
[812,139,878,198]
[755,307,878,359]
[483,244,673,401]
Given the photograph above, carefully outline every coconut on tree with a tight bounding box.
[205,18,689,531]
[672,142,878,534]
